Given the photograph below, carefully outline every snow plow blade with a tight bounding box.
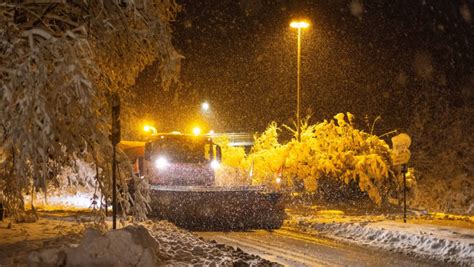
[149,186,285,230]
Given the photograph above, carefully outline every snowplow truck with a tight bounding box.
[120,133,284,230]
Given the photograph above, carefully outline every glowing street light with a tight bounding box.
[201,102,210,112]
[290,19,310,142]
[200,101,215,130]
[290,21,309,29]
[143,125,157,135]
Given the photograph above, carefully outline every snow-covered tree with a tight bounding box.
[0,1,180,219]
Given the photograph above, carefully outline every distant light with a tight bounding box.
[201,102,210,112]
[170,131,181,135]
[193,127,201,136]
[209,130,215,135]
[210,160,220,170]
[276,177,282,184]
[290,21,310,29]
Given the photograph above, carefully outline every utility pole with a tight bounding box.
[110,93,121,229]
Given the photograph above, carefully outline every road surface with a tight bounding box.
[195,227,444,267]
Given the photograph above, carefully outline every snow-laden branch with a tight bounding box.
[20,28,53,40]
[0,0,181,220]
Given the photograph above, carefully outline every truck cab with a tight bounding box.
[143,133,222,186]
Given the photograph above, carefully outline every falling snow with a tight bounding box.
[349,0,364,19]
[1,1,473,265]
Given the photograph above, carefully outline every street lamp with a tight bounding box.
[290,20,309,142]
[143,125,157,135]
[201,101,210,112]
[201,101,215,130]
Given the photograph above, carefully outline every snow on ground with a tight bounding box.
[286,210,474,266]
[24,192,96,211]
[0,214,87,265]
[0,212,276,266]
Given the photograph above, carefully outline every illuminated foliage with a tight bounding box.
[248,113,406,206]
[213,136,249,186]
[248,123,287,188]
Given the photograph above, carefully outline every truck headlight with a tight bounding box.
[155,157,169,169]
[210,160,220,170]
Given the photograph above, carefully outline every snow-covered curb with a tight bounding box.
[294,219,474,265]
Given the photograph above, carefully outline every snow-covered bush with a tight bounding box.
[248,114,408,206]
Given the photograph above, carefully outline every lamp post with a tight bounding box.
[290,20,309,142]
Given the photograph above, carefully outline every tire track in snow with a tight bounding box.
[196,229,437,267]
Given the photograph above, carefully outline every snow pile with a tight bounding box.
[27,221,275,266]
[147,221,274,266]
[28,226,159,266]
[295,219,474,265]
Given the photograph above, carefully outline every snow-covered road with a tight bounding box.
[196,227,443,267]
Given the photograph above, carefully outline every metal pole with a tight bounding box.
[112,145,117,229]
[296,27,302,142]
[402,164,407,223]
[110,93,120,230]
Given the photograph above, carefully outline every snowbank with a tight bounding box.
[293,218,474,265]
[27,221,275,266]
[29,226,159,266]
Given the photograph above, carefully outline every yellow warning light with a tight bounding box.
[192,127,201,136]
[143,125,157,135]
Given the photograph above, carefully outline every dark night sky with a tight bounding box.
[133,0,474,135]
